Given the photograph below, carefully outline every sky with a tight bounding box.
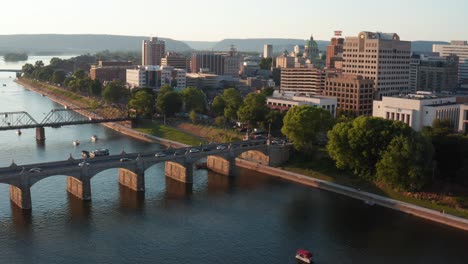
[1,0,467,41]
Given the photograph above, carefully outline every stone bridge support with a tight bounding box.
[36,127,45,141]
[10,185,32,210]
[67,176,91,200]
[165,161,193,183]
[207,156,236,176]
[118,168,145,192]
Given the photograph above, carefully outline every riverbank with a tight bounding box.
[15,78,188,148]
[236,158,468,231]
[15,78,468,231]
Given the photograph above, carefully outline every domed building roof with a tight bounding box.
[303,35,319,60]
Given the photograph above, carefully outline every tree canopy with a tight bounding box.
[128,90,155,118]
[281,105,334,151]
[181,87,207,114]
[102,80,129,103]
[156,91,182,117]
[237,93,270,128]
[221,88,243,121]
[326,116,432,189]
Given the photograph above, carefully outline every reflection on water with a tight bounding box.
[0,69,468,264]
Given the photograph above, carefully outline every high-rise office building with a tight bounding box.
[409,54,458,93]
[342,31,411,99]
[276,51,295,68]
[191,48,241,77]
[264,44,273,58]
[433,41,468,89]
[161,52,189,70]
[280,67,328,95]
[142,37,165,66]
[326,31,344,68]
[324,74,374,116]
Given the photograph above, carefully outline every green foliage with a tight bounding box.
[89,79,102,96]
[259,57,273,70]
[327,116,415,180]
[102,80,129,103]
[181,87,207,113]
[156,91,182,117]
[260,87,275,97]
[222,88,243,121]
[282,105,334,151]
[211,95,226,116]
[73,69,87,79]
[237,93,269,127]
[159,85,174,95]
[214,116,228,128]
[128,90,155,118]
[34,60,44,68]
[189,110,198,124]
[51,70,66,84]
[21,63,35,76]
[376,134,434,191]
[266,109,285,131]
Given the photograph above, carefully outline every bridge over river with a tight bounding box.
[0,140,290,210]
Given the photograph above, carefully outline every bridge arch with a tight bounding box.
[236,149,269,165]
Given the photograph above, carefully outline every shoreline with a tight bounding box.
[15,78,468,231]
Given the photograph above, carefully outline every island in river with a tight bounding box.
[3,52,28,62]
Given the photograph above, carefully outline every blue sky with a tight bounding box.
[1,0,466,41]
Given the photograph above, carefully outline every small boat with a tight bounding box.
[296,249,313,264]
[81,150,90,158]
[73,140,80,146]
[16,130,22,135]
[2,84,6,87]
[91,135,98,142]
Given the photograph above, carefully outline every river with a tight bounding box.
[0,56,467,264]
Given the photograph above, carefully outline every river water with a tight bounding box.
[0,57,467,264]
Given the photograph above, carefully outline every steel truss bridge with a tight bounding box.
[0,107,132,131]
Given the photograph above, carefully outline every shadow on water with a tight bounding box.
[206,170,235,194]
[118,184,145,212]
[66,192,91,225]
[10,203,33,232]
[165,177,192,200]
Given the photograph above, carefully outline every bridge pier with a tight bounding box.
[118,168,145,192]
[10,185,32,210]
[165,161,193,183]
[207,156,236,176]
[36,127,45,141]
[67,177,91,200]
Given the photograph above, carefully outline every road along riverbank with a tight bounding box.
[236,158,468,231]
[16,78,468,231]
[15,78,187,148]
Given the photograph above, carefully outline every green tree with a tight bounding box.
[266,109,285,131]
[89,79,102,97]
[327,116,413,179]
[102,80,129,103]
[49,57,64,68]
[214,116,228,128]
[51,70,66,84]
[211,95,226,116]
[73,69,87,79]
[376,134,433,191]
[260,87,275,97]
[21,63,35,76]
[34,60,44,69]
[128,90,155,118]
[282,105,334,151]
[181,87,207,113]
[222,88,242,121]
[156,91,182,117]
[159,85,174,95]
[259,57,273,70]
[189,110,198,123]
[237,93,269,128]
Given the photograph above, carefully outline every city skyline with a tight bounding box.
[1,0,467,42]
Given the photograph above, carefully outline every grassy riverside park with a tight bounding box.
[16,78,468,220]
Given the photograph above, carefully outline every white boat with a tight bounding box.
[73,140,80,146]
[16,130,22,135]
[91,135,98,142]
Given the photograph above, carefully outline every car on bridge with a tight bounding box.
[189,148,201,153]
[28,168,42,173]
[155,152,166,157]
[78,161,90,167]
[216,145,227,150]
[119,158,132,162]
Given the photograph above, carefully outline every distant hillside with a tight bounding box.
[0,34,192,54]
[209,38,329,54]
[411,41,449,52]
[183,41,218,51]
